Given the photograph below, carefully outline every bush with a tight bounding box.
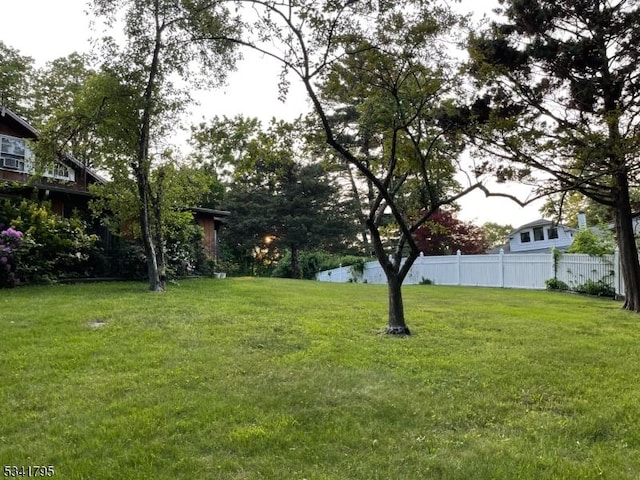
[108,241,148,280]
[545,278,569,291]
[574,279,616,298]
[567,229,615,256]
[0,199,101,285]
[164,213,206,278]
[272,251,371,279]
[0,226,24,287]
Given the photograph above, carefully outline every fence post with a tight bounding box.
[456,250,462,286]
[499,248,505,288]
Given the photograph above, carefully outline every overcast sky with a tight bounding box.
[2,0,545,227]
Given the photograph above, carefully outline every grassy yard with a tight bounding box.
[1,278,640,479]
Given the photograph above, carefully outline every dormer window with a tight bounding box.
[0,134,30,172]
[533,226,545,241]
[520,231,531,243]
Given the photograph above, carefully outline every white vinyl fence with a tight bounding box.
[316,250,623,295]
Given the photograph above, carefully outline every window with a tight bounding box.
[0,134,73,181]
[548,227,558,239]
[45,162,74,181]
[0,135,28,172]
[520,231,531,243]
[533,226,545,241]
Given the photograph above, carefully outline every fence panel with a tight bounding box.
[556,254,616,290]
[502,254,552,289]
[316,251,622,295]
[407,256,459,285]
[459,254,503,287]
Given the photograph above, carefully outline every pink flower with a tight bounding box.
[2,228,23,240]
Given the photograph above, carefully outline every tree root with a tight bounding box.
[383,325,411,336]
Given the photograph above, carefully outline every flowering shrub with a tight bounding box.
[0,199,101,285]
[164,212,206,278]
[0,225,24,287]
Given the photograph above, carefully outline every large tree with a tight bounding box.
[467,0,640,311]
[222,0,489,333]
[38,0,240,291]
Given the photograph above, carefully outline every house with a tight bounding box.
[0,105,228,262]
[0,105,106,218]
[505,219,575,253]
[191,207,229,261]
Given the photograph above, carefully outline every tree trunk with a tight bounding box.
[136,169,164,292]
[136,18,164,292]
[152,172,167,291]
[386,273,411,335]
[368,219,412,335]
[613,172,640,311]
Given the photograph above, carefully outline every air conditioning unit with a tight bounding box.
[1,157,23,170]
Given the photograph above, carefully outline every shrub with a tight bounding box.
[164,213,206,278]
[567,229,615,256]
[545,278,569,291]
[110,241,148,280]
[574,279,616,298]
[0,226,24,287]
[272,251,371,279]
[0,199,101,285]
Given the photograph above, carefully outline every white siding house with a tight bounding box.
[507,219,575,253]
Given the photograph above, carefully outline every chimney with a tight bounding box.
[577,211,587,229]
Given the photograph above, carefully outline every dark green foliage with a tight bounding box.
[0,41,34,119]
[574,279,616,298]
[109,241,147,280]
[272,251,371,280]
[468,0,640,310]
[0,199,101,285]
[163,213,206,278]
[198,117,359,278]
[545,278,569,291]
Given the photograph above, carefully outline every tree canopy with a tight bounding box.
[192,116,358,277]
[467,0,640,311]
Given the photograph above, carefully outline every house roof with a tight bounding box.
[1,105,106,186]
[0,106,38,138]
[60,152,108,185]
[190,207,231,222]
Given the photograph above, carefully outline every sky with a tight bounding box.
[1,0,546,228]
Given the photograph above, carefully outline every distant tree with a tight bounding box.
[567,229,615,257]
[193,116,357,277]
[481,222,513,251]
[540,191,624,229]
[467,0,640,311]
[413,210,488,255]
[0,42,34,118]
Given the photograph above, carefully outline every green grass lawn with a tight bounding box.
[1,278,640,479]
